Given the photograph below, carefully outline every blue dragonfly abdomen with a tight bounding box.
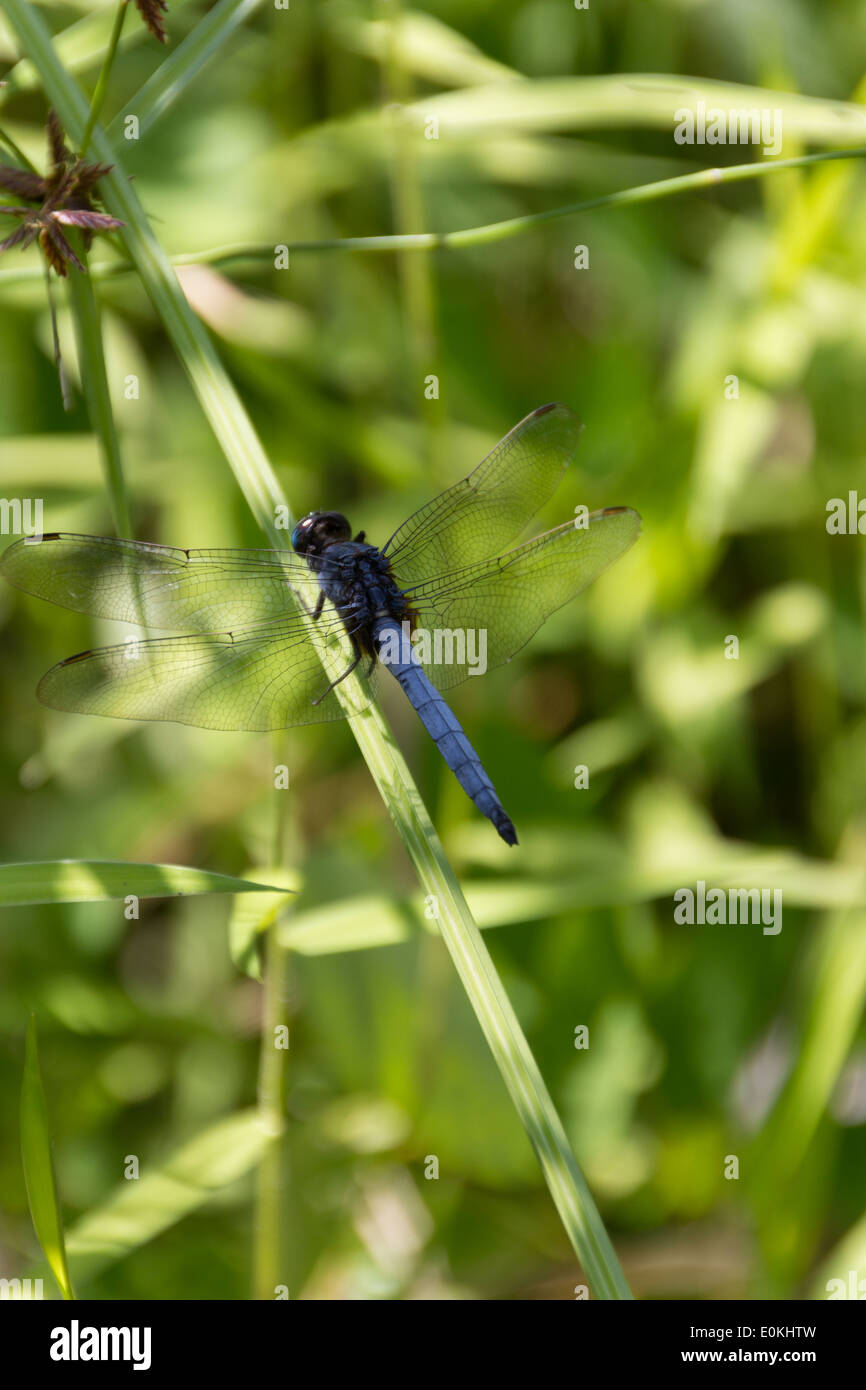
[372,617,517,845]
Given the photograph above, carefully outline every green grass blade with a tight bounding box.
[20,1015,75,1299]
[65,244,131,535]
[0,859,291,905]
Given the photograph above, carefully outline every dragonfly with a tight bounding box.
[1,404,640,845]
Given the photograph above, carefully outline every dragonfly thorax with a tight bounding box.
[296,527,412,646]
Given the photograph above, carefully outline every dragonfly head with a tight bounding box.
[291,511,352,557]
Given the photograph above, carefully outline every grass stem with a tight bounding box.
[80,0,129,159]
[65,238,132,535]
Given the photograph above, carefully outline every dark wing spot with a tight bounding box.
[60,649,94,666]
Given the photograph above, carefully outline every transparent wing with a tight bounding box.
[403,506,641,691]
[36,616,376,731]
[0,533,321,631]
[384,403,582,587]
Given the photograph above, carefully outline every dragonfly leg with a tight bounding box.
[311,637,363,706]
[294,588,325,620]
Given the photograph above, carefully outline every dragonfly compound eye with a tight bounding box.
[291,512,352,555]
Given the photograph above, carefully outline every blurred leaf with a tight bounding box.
[20,1015,74,1299]
[687,387,778,542]
[809,1211,866,1300]
[64,1109,274,1285]
[281,893,415,955]
[175,264,311,354]
[416,74,866,143]
[555,709,650,780]
[328,4,517,88]
[228,865,301,977]
[0,433,103,487]
[0,859,290,905]
[638,584,829,723]
[753,905,866,1186]
[564,998,663,1199]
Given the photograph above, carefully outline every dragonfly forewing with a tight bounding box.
[0,533,321,633]
[384,403,583,587]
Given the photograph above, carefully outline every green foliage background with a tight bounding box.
[1,0,865,1299]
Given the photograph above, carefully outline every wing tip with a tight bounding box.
[4,532,63,554]
[528,401,584,447]
[1,531,68,586]
[57,649,96,667]
[532,401,582,426]
[602,505,642,530]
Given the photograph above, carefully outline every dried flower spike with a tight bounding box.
[135,0,169,43]
[0,111,123,276]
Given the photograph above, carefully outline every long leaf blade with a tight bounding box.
[20,1015,75,1300]
[0,859,290,906]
